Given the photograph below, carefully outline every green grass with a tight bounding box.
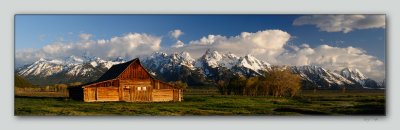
[15,90,385,116]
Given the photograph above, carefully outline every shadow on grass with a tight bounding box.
[15,96,69,100]
[332,104,385,115]
[273,107,329,115]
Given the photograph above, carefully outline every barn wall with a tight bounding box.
[82,80,182,102]
[96,87,119,101]
[152,89,174,102]
[120,79,153,102]
[80,59,183,102]
[173,89,182,102]
[84,87,96,102]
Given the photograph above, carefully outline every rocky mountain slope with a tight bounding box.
[16,50,384,89]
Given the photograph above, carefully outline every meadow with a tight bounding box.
[14,89,385,116]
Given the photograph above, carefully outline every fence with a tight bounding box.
[183,89,219,95]
[15,87,69,97]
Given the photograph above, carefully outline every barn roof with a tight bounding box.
[83,58,174,88]
[95,58,137,82]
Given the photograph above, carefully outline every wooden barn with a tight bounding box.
[72,58,182,102]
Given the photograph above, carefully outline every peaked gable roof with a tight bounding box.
[84,58,174,88]
[95,58,137,82]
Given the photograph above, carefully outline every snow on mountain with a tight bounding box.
[195,49,270,76]
[140,51,208,85]
[18,58,64,77]
[141,51,196,74]
[291,65,354,88]
[237,54,271,74]
[340,68,367,85]
[195,50,224,68]
[172,51,196,69]
[195,50,239,69]
[339,67,381,88]
[17,56,126,78]
[16,50,382,89]
[88,57,125,69]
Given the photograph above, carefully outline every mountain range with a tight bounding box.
[15,50,384,89]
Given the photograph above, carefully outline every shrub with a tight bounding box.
[262,66,301,97]
[169,81,188,90]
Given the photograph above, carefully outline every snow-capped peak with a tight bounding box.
[38,58,46,62]
[171,51,195,67]
[340,67,370,87]
[340,67,367,80]
[141,51,196,75]
[291,65,353,87]
[195,50,270,76]
[236,54,271,73]
[201,49,223,68]
[179,51,193,61]
[18,57,64,77]
[17,55,126,78]
[16,50,382,89]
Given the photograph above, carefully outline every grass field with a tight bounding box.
[14,90,385,116]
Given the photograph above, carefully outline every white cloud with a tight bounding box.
[79,33,93,40]
[16,29,385,81]
[169,29,184,39]
[171,40,185,48]
[15,33,161,66]
[167,29,384,81]
[293,14,385,33]
[169,29,291,63]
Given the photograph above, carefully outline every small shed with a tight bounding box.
[71,58,182,102]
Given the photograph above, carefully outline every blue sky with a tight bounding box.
[15,14,386,80]
[15,14,385,60]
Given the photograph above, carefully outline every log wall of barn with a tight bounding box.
[83,80,119,102]
[83,80,181,102]
[96,87,119,101]
[81,60,182,102]
[119,79,153,102]
[152,89,174,102]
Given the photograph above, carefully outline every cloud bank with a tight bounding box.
[16,33,161,66]
[16,29,385,81]
[293,15,385,33]
[278,44,385,81]
[166,29,384,81]
[168,30,291,64]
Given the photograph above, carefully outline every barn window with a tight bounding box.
[142,87,146,91]
[137,87,141,91]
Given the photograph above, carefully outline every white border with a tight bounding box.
[1,0,399,130]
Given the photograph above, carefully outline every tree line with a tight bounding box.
[215,66,302,97]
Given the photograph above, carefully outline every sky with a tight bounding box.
[15,14,386,80]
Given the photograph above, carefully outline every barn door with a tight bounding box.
[122,85,132,102]
[132,86,151,102]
